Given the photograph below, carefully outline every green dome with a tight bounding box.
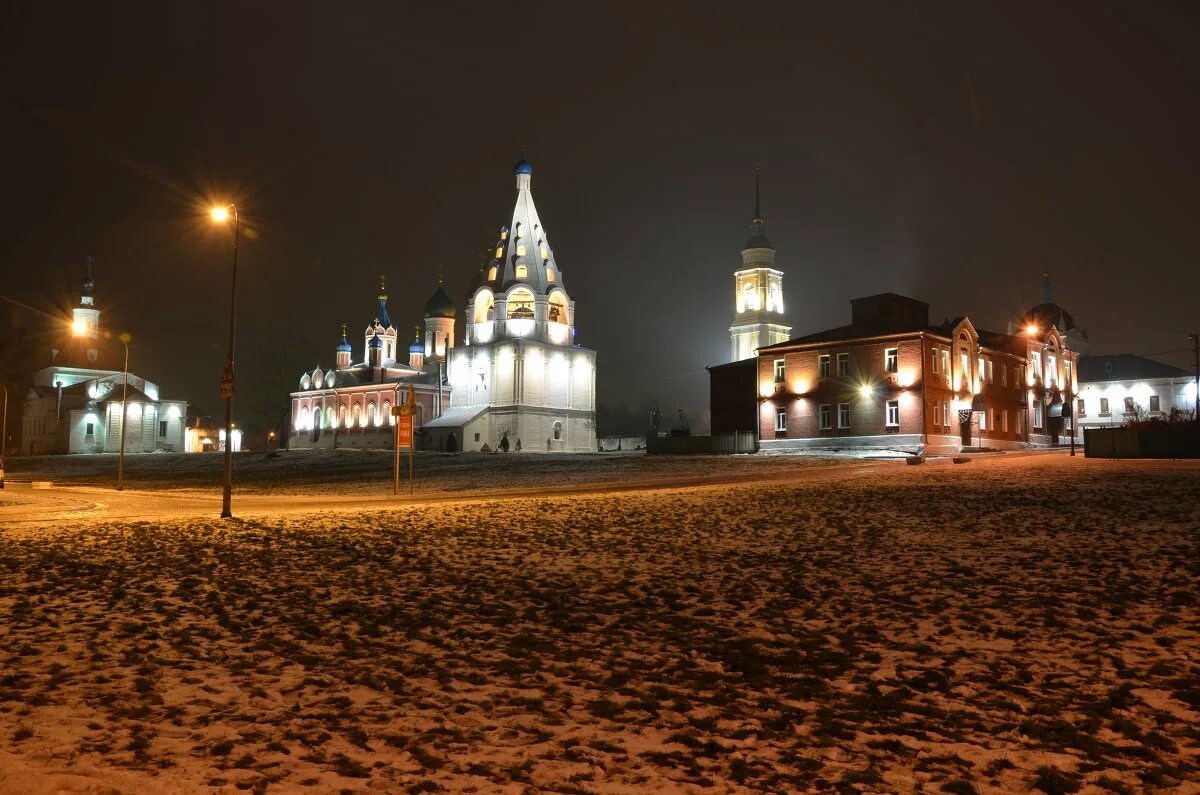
[424,285,457,319]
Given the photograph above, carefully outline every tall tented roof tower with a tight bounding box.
[437,156,596,454]
[730,169,790,361]
[482,157,565,296]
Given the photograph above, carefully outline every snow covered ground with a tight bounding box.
[6,449,838,496]
[0,455,1197,793]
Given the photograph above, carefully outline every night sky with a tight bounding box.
[2,2,1198,436]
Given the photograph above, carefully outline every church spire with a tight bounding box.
[753,167,763,225]
[1041,270,1053,304]
[743,169,773,251]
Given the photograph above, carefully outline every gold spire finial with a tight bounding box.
[378,274,387,299]
[340,322,347,337]
[436,263,444,286]
[414,324,421,341]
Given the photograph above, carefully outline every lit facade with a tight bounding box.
[429,157,596,453]
[288,278,451,450]
[21,270,188,455]
[755,293,1080,453]
[1076,355,1196,431]
[730,171,790,361]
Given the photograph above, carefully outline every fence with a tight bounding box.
[646,432,758,455]
[1084,426,1200,459]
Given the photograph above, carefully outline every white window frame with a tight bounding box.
[933,400,941,426]
[1149,394,1160,413]
[818,404,832,430]
[1002,409,1009,432]
[837,402,850,428]
[818,354,830,378]
[979,408,987,431]
[773,358,785,384]
[942,400,951,428]
[885,399,900,427]
[836,352,849,377]
[940,350,950,381]
[1099,397,1109,416]
[1033,401,1043,429]
[1001,363,1007,387]
[775,406,787,432]
[884,348,898,374]
[1077,397,1086,417]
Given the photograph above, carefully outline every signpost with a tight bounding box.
[392,384,417,495]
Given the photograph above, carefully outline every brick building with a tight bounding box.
[752,293,1080,454]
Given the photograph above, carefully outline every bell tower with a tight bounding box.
[730,170,790,361]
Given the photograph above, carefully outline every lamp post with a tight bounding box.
[211,204,239,518]
[0,383,7,489]
[73,324,131,489]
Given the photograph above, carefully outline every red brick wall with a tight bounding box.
[759,337,926,439]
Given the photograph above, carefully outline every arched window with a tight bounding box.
[516,245,527,257]
[367,401,377,426]
[382,400,392,425]
[488,266,497,281]
[546,267,555,283]
[553,421,563,441]
[507,287,535,320]
[473,289,495,324]
[340,404,348,427]
[326,406,335,429]
[548,291,568,325]
[352,403,362,427]
[515,264,528,279]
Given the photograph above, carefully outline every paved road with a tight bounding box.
[0,450,1084,527]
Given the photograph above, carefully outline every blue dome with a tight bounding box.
[514,158,532,175]
[368,335,383,349]
[336,338,352,353]
[409,341,424,354]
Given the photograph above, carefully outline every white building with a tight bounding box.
[21,268,189,455]
[1076,354,1196,430]
[426,157,596,453]
[288,277,452,450]
[730,170,790,361]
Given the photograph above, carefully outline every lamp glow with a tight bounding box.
[210,206,230,223]
[1025,324,1038,335]
[71,319,87,336]
[858,383,873,397]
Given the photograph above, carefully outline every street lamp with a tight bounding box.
[210,203,240,518]
[0,383,7,489]
[73,324,131,489]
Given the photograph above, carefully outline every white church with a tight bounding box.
[729,170,790,361]
[21,267,191,455]
[290,157,597,453]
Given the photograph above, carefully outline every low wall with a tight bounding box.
[647,432,758,455]
[1084,426,1200,459]
[759,433,924,453]
[598,436,646,452]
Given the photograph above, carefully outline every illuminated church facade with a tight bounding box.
[289,157,596,452]
[21,269,190,455]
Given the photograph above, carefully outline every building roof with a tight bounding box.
[1079,354,1191,382]
[420,404,488,429]
[483,157,565,296]
[706,358,758,373]
[424,284,457,319]
[1024,302,1078,334]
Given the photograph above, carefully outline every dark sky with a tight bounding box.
[2,2,1198,434]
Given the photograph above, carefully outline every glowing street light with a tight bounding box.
[1025,324,1038,336]
[73,323,131,490]
[210,203,240,519]
[858,383,874,398]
